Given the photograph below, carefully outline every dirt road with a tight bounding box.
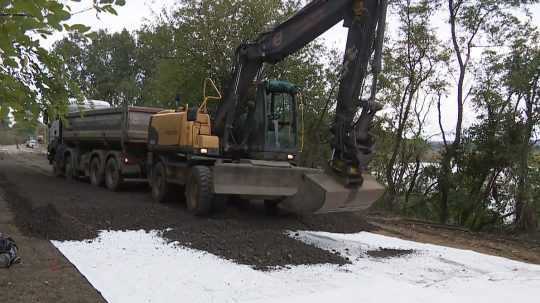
[1,147,539,302]
[0,148,373,268]
[0,147,107,302]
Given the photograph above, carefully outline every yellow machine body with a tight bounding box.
[149,109,219,153]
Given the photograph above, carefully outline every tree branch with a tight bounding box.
[437,92,448,147]
[0,12,31,17]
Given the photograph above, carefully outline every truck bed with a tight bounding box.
[63,106,162,144]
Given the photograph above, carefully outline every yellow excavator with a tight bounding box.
[147,0,387,215]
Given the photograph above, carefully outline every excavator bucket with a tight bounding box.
[279,173,384,214]
[212,161,384,214]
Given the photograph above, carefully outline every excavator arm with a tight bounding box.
[214,0,387,183]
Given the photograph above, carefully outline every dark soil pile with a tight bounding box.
[366,248,415,258]
[0,176,96,240]
[0,159,376,269]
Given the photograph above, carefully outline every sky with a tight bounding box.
[44,0,540,140]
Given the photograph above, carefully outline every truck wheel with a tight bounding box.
[65,155,75,181]
[105,157,123,191]
[186,166,212,216]
[90,157,104,187]
[151,162,173,203]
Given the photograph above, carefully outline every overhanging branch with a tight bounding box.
[0,12,31,18]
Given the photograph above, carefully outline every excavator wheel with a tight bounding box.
[151,161,174,203]
[186,166,213,216]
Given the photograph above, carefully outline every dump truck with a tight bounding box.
[48,0,387,215]
[47,101,162,191]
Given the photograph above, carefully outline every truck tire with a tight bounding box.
[65,154,75,181]
[186,166,212,216]
[105,157,123,191]
[151,162,173,203]
[90,157,104,187]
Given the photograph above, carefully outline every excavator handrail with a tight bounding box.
[198,78,222,113]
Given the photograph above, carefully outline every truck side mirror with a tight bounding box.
[187,107,198,122]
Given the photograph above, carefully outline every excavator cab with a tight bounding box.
[243,80,300,161]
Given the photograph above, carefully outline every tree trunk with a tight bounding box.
[385,84,415,209]
[438,0,469,224]
[438,148,452,223]
[515,92,538,231]
[404,154,421,207]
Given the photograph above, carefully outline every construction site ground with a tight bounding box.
[1,146,539,302]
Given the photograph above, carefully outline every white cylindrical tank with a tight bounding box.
[67,99,111,113]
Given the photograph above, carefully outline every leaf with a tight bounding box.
[85,31,98,40]
[16,1,42,18]
[70,24,91,33]
[3,57,18,68]
[103,5,118,15]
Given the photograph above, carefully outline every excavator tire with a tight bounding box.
[186,165,212,216]
[151,161,174,203]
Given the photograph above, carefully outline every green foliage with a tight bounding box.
[370,0,540,231]
[437,18,540,230]
[138,0,328,107]
[372,0,448,210]
[54,30,140,106]
[0,0,124,125]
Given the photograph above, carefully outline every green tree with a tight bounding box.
[449,20,539,230]
[376,0,448,211]
[140,0,324,106]
[503,22,540,230]
[0,0,124,125]
[53,29,140,106]
[437,0,537,223]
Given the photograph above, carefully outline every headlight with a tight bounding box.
[200,148,208,154]
[287,154,294,160]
